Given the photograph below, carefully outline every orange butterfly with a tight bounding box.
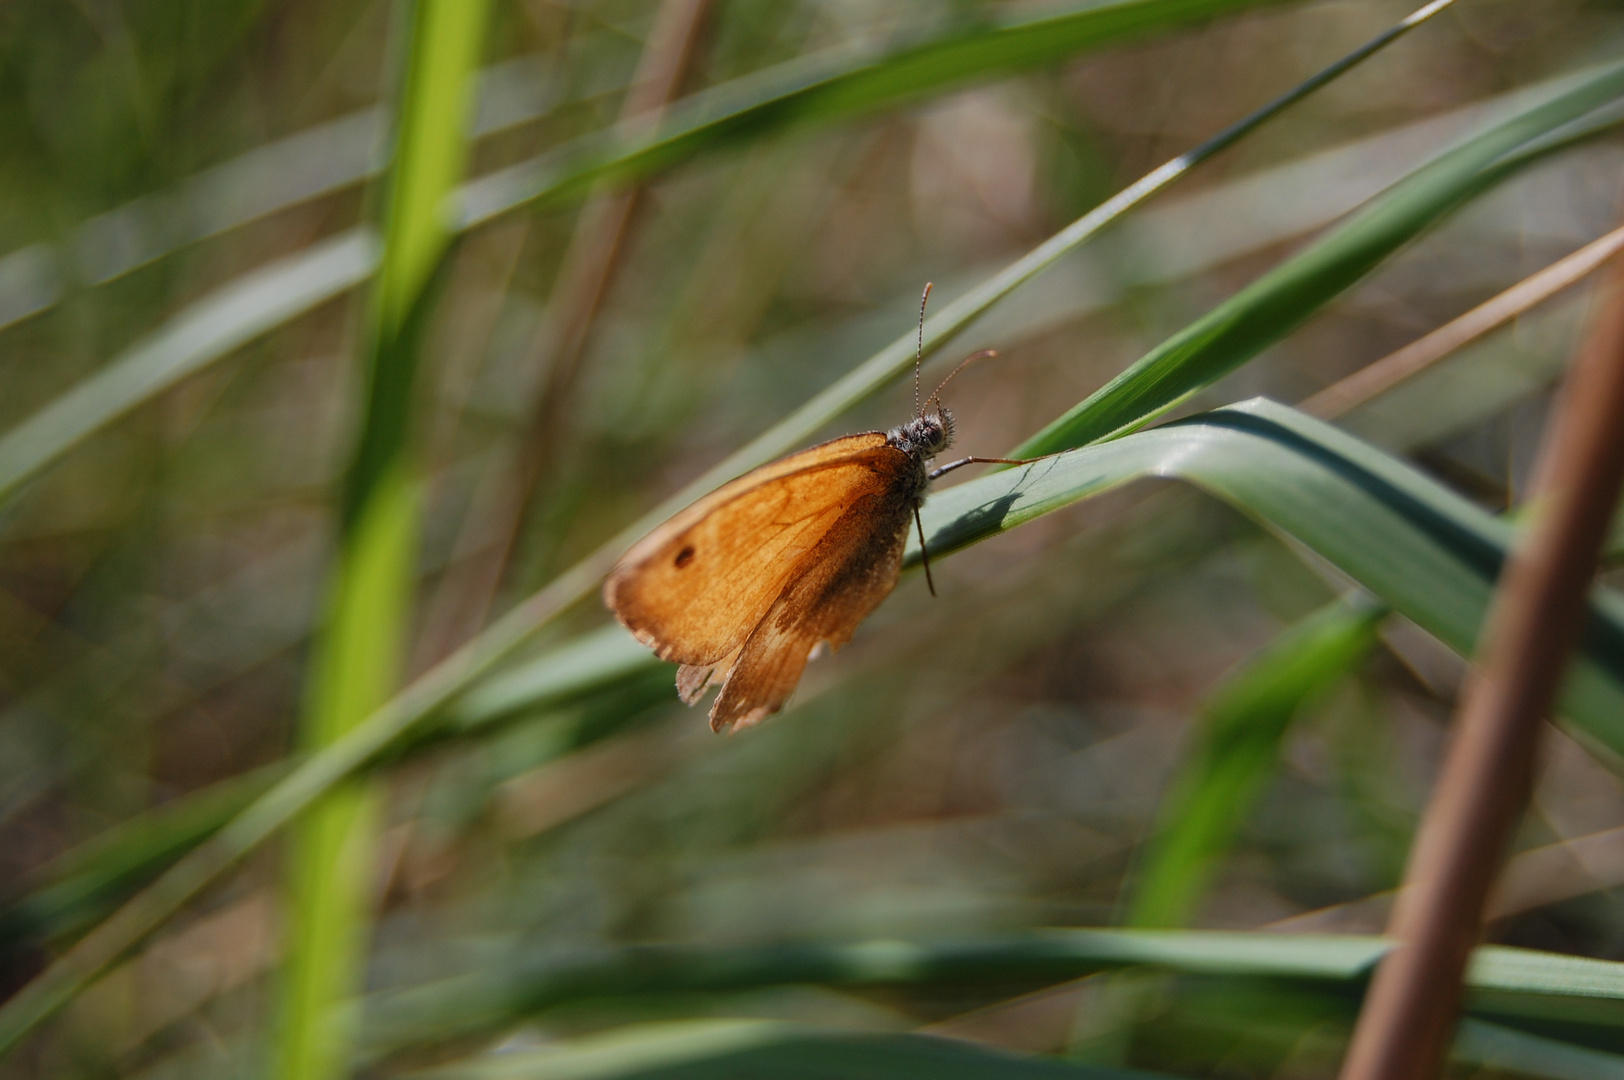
[604,285,1029,731]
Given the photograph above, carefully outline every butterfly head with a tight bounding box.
[889,405,954,461]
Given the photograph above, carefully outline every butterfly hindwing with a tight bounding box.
[604,433,912,671]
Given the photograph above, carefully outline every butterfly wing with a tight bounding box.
[604,433,908,669]
[706,482,916,730]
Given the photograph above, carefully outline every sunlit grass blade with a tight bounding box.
[0,9,1490,1052]
[1127,595,1386,929]
[1012,58,1624,456]
[357,930,1624,1061]
[272,0,492,1077]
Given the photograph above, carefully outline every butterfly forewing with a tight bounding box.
[705,484,915,730]
[605,433,907,670]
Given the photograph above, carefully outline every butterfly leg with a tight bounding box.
[912,500,936,598]
[928,455,1044,481]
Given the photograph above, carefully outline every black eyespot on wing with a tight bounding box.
[674,545,697,568]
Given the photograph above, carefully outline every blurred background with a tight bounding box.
[2,0,1624,1076]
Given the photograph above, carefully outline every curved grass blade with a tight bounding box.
[1127,595,1386,929]
[1012,58,1624,457]
[0,8,1476,1052]
[357,930,1624,1061]
[921,399,1624,763]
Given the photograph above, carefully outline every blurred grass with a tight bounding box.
[1127,595,1386,928]
[357,929,1624,1060]
[4,1,1624,1077]
[0,0,1287,514]
[407,1018,1172,1079]
[1012,56,1624,455]
[0,8,1496,1035]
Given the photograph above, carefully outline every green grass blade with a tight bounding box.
[0,628,657,954]
[0,232,378,506]
[1456,1019,1624,1080]
[409,1018,1168,1079]
[358,931,1624,1060]
[1012,59,1624,456]
[1127,596,1386,929]
[273,0,491,1077]
[460,0,1306,222]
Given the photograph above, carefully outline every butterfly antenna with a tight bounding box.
[915,282,932,418]
[925,348,999,411]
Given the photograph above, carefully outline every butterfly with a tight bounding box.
[604,284,1032,731]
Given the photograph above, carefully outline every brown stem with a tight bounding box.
[1337,258,1624,1079]
[410,0,713,671]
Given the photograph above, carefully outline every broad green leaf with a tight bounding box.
[1127,596,1386,928]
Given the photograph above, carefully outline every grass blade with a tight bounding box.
[358,930,1624,1059]
[460,0,1307,223]
[411,1018,1168,1079]
[272,0,492,1077]
[0,232,377,506]
[1012,59,1624,456]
